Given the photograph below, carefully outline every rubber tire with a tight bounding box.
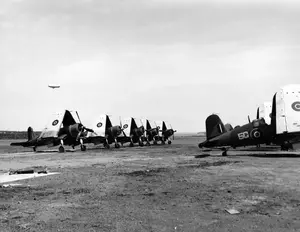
[153,141,157,145]
[168,141,172,145]
[81,145,86,151]
[59,146,65,153]
[115,143,120,149]
[129,142,134,147]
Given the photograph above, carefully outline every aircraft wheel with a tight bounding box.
[139,142,144,147]
[146,141,151,146]
[115,143,120,149]
[59,146,65,153]
[33,147,36,152]
[161,141,165,145]
[130,142,134,147]
[168,141,172,145]
[105,144,110,149]
[153,141,157,145]
[80,145,87,151]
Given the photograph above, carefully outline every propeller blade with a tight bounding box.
[76,111,82,124]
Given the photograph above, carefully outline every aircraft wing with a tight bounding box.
[39,111,65,138]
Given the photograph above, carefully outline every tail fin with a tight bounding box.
[27,127,34,141]
[205,114,226,140]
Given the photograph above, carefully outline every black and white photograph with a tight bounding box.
[1,0,300,231]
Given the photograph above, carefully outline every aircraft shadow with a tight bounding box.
[243,153,300,158]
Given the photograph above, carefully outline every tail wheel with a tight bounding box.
[139,141,144,147]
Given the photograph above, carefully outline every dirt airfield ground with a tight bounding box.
[1,136,300,232]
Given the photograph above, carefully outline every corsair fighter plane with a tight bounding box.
[141,119,159,145]
[118,117,145,147]
[155,121,176,144]
[11,110,93,152]
[198,114,274,156]
[84,114,122,149]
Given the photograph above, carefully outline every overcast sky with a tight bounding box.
[1,0,300,132]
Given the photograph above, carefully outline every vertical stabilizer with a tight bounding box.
[27,127,34,141]
[205,114,226,140]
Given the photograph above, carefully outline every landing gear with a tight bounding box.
[153,140,158,145]
[80,145,87,151]
[222,150,227,156]
[59,145,65,153]
[104,143,110,149]
[129,142,134,147]
[33,147,36,152]
[139,140,144,147]
[115,143,120,149]
[281,142,293,151]
[146,141,151,146]
[221,148,227,156]
[161,140,165,145]
[168,140,172,145]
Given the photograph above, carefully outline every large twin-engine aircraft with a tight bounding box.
[198,114,273,156]
[270,84,300,150]
[155,121,176,144]
[10,110,93,152]
[256,102,272,125]
[84,114,122,149]
[141,119,159,145]
[118,117,145,147]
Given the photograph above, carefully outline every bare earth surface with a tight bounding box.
[1,137,300,232]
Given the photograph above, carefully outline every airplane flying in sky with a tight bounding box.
[83,114,122,149]
[118,117,145,147]
[11,110,93,152]
[48,85,60,89]
[155,121,176,144]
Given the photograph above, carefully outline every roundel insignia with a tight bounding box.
[52,120,59,126]
[292,101,300,111]
[123,124,128,129]
[97,122,103,128]
[253,131,261,138]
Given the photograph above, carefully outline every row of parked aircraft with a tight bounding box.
[11,113,176,152]
[198,84,300,155]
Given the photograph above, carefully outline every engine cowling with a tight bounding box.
[133,126,145,137]
[68,123,83,138]
[107,126,122,137]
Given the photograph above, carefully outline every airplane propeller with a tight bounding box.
[75,111,94,141]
